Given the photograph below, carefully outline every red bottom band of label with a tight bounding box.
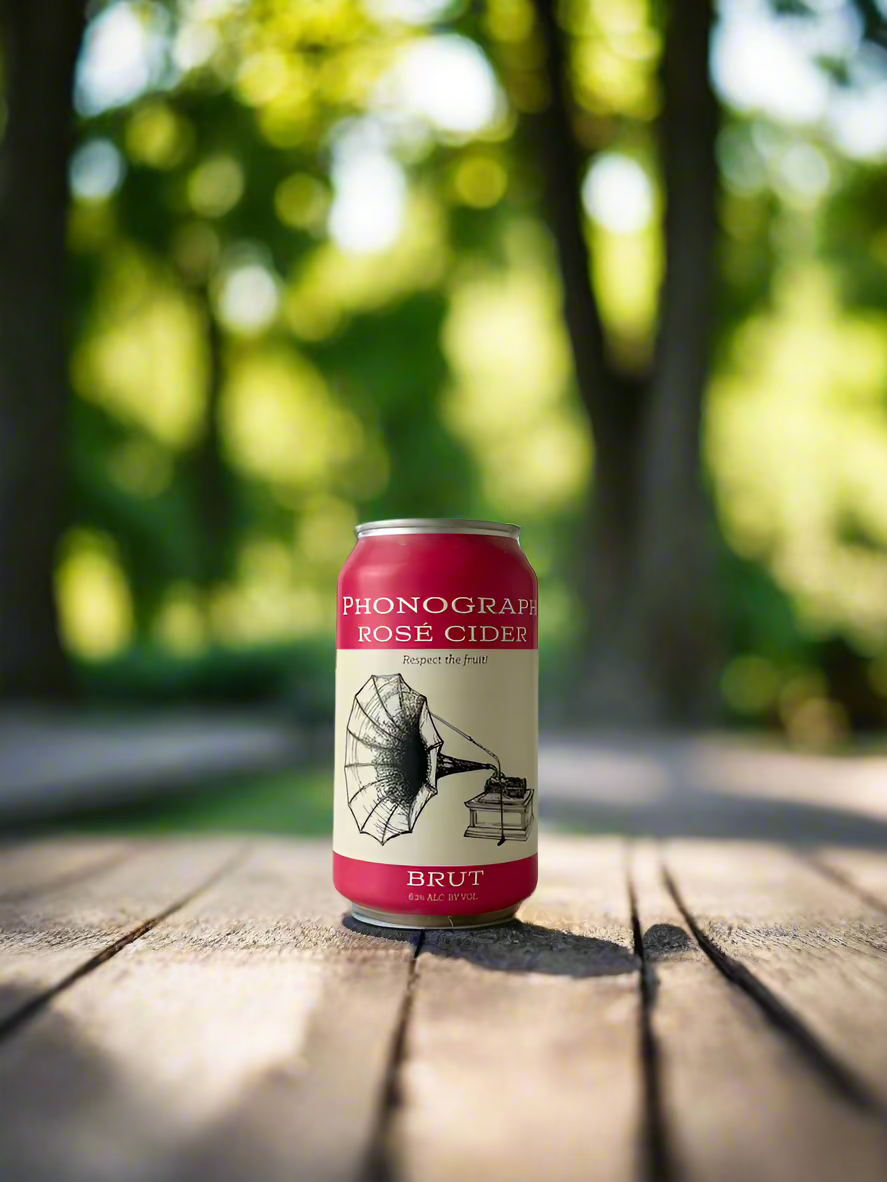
[333,852,538,916]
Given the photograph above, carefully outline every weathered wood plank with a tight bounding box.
[6,836,886,1182]
[813,849,887,914]
[665,841,887,1112]
[0,840,417,1182]
[388,838,643,1182]
[0,839,133,903]
[631,844,887,1182]
[0,838,237,1026]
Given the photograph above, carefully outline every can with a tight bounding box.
[333,518,538,929]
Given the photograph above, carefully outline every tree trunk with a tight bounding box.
[530,0,644,644]
[527,0,721,723]
[629,0,721,722]
[0,0,87,698]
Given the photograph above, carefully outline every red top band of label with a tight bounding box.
[337,534,538,650]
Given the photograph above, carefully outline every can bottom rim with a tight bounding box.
[350,902,521,931]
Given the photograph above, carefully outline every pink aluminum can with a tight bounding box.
[333,518,538,929]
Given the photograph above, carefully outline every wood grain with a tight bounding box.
[0,840,417,1182]
[631,843,887,1182]
[665,841,887,1112]
[813,849,887,914]
[0,839,133,903]
[388,838,643,1182]
[0,838,236,1027]
[3,836,887,1182]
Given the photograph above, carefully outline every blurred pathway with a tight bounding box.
[541,732,887,847]
[0,709,305,822]
[4,714,887,846]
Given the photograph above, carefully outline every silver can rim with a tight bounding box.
[350,902,521,930]
[355,518,520,539]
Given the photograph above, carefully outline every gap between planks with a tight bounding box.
[371,841,887,1182]
[798,852,887,921]
[364,840,887,1182]
[0,841,136,905]
[363,929,425,1182]
[366,846,887,1182]
[662,841,887,1123]
[0,842,421,1182]
[368,839,644,1182]
[627,853,675,1182]
[0,843,249,1041]
[662,858,881,1114]
[632,842,887,1182]
[4,837,887,1182]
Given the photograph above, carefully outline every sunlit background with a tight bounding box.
[10,0,887,769]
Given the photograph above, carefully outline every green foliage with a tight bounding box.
[313,290,477,517]
[719,545,806,666]
[21,768,334,836]
[30,0,887,735]
[77,637,335,716]
[823,164,887,310]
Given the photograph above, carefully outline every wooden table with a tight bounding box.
[2,836,887,1182]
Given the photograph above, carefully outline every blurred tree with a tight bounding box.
[0,0,87,696]
[504,0,721,722]
[3,0,886,732]
[495,0,887,725]
[69,4,396,636]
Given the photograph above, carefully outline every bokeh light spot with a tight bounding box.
[74,251,207,448]
[57,531,134,660]
[222,348,369,493]
[583,153,654,235]
[453,156,508,207]
[76,1,166,115]
[126,102,192,169]
[70,140,126,202]
[217,261,280,335]
[329,150,406,254]
[154,584,207,655]
[188,155,245,218]
[296,498,359,568]
[382,35,503,137]
[236,49,290,107]
[275,174,329,231]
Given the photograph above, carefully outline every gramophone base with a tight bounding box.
[464,786,535,842]
[464,824,532,842]
[351,902,520,930]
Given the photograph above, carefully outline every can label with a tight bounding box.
[334,578,538,916]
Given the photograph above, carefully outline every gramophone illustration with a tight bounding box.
[344,674,534,846]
